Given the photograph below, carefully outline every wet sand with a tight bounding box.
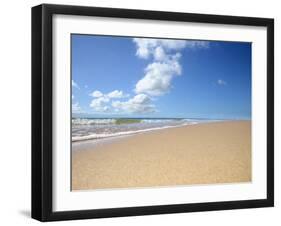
[72,121,251,190]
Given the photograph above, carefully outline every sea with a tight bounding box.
[72,118,222,142]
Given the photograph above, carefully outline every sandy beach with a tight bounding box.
[72,121,251,190]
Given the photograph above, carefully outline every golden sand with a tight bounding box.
[72,121,251,190]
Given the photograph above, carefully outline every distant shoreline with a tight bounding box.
[72,119,250,143]
[72,120,197,143]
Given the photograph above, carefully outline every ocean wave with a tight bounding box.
[72,122,196,142]
[72,118,184,126]
[72,118,116,125]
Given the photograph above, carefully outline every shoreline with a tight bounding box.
[72,119,247,145]
[72,120,251,190]
[72,121,199,143]
[72,121,213,152]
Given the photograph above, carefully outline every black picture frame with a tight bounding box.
[32,3,274,222]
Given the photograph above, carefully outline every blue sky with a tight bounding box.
[72,34,251,119]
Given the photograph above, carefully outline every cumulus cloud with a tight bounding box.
[132,38,209,97]
[154,46,166,61]
[90,96,110,112]
[90,90,128,98]
[133,38,209,60]
[72,102,82,113]
[112,94,156,114]
[184,41,210,49]
[133,38,186,59]
[90,90,103,98]
[217,79,227,85]
[135,54,182,96]
[88,38,210,115]
[72,80,80,89]
[89,90,129,112]
[107,90,129,98]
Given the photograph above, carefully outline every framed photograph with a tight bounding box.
[32,4,274,221]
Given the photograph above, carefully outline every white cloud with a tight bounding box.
[154,46,166,61]
[90,96,110,112]
[72,80,80,89]
[159,39,188,50]
[112,94,156,114]
[133,38,157,59]
[90,90,103,98]
[89,90,130,112]
[90,90,128,98]
[87,38,210,115]
[133,38,209,60]
[132,38,209,97]
[185,41,210,49]
[135,53,182,96]
[72,102,81,113]
[107,90,129,98]
[217,79,227,85]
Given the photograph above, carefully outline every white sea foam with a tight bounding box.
[72,122,196,142]
[72,118,183,125]
[72,118,116,125]
[71,118,223,142]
